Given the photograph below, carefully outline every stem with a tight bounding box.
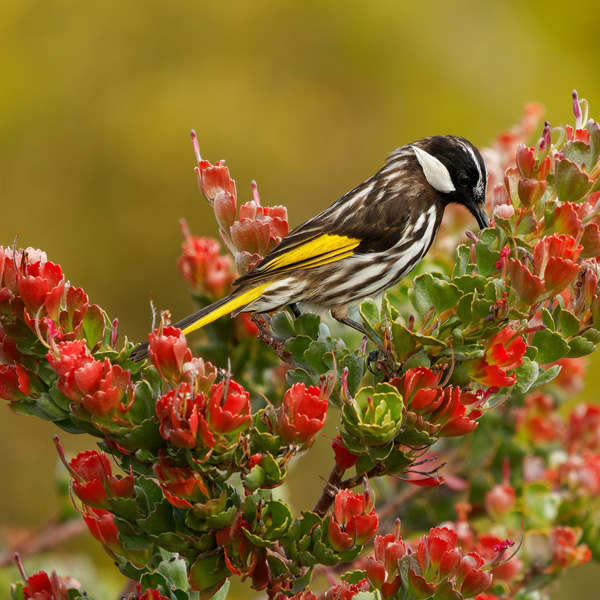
[312,464,344,517]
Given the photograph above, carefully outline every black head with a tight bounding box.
[411,135,490,230]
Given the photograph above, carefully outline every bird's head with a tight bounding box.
[411,135,490,230]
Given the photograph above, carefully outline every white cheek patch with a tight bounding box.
[413,146,456,194]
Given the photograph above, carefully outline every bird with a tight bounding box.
[131,135,489,361]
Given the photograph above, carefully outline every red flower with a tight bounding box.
[324,579,370,600]
[533,234,582,295]
[467,326,526,387]
[389,368,481,438]
[416,526,462,582]
[515,392,563,444]
[567,403,600,453]
[154,457,210,508]
[277,383,328,447]
[456,552,494,598]
[332,435,359,470]
[156,383,201,449]
[206,380,251,436]
[366,531,406,599]
[82,507,122,555]
[327,486,379,552]
[147,325,192,384]
[69,450,134,509]
[21,570,78,600]
[137,589,171,600]
[16,259,65,319]
[180,356,218,396]
[0,363,30,402]
[475,534,522,584]
[177,223,235,298]
[484,483,516,520]
[550,526,592,571]
[48,340,134,420]
[516,144,551,180]
[196,157,237,205]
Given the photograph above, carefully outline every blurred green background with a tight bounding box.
[1,0,599,597]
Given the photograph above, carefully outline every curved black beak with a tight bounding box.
[473,202,490,230]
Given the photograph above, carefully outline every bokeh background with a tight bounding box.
[1,0,599,597]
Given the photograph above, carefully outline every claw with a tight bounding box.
[367,349,381,374]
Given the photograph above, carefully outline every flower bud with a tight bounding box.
[277,383,328,447]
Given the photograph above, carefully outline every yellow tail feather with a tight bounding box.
[181,283,271,335]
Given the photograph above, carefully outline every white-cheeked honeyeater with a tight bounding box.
[132,135,489,361]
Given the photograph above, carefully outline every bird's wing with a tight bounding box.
[234,230,362,285]
[234,176,411,286]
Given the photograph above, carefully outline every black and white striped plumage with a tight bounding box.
[132,135,489,360]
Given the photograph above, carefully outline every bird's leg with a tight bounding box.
[335,316,366,335]
[289,303,302,319]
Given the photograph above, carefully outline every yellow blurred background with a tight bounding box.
[1,0,599,597]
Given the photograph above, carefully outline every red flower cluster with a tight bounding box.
[177,220,236,298]
[192,135,289,275]
[68,449,134,509]
[327,485,378,552]
[508,234,583,305]
[324,579,370,600]
[156,379,251,451]
[0,246,103,343]
[390,367,482,438]
[47,340,134,423]
[412,527,493,598]
[467,326,526,387]
[277,382,328,448]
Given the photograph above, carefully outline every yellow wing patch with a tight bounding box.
[261,234,360,273]
[182,283,271,335]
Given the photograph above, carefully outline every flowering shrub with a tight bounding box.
[4,92,600,599]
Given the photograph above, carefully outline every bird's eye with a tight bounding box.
[458,171,470,187]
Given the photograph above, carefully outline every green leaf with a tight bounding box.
[588,119,600,169]
[82,304,106,351]
[533,364,561,387]
[583,328,600,344]
[474,240,501,277]
[453,274,487,294]
[567,336,597,358]
[531,329,570,364]
[359,298,383,340]
[541,308,555,331]
[555,158,593,203]
[410,273,462,315]
[390,322,418,361]
[271,311,296,339]
[157,557,189,590]
[285,335,312,362]
[189,553,229,595]
[452,244,472,277]
[513,357,539,395]
[564,140,592,169]
[401,350,431,372]
[294,313,321,339]
[559,310,580,338]
[457,293,473,324]
[440,344,484,361]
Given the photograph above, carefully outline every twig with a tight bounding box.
[312,465,344,517]
[0,518,88,568]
